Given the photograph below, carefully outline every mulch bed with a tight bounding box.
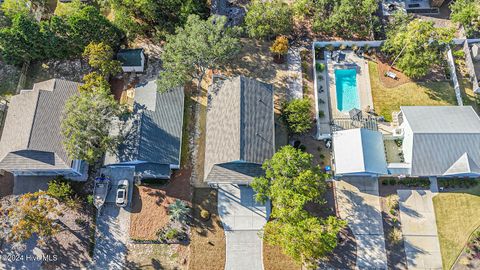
[374,54,449,89]
[129,167,193,240]
[378,183,430,270]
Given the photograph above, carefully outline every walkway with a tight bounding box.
[286,46,303,100]
[335,177,388,269]
[398,190,442,270]
[217,184,270,270]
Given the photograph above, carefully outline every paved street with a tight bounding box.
[398,190,442,270]
[335,177,388,269]
[217,184,270,270]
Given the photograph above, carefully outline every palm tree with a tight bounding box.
[168,199,189,223]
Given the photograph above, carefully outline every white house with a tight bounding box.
[333,106,480,178]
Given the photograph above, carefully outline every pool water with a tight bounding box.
[335,69,360,112]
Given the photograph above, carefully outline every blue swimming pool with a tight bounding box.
[335,69,360,112]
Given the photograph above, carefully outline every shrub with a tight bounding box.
[165,228,179,240]
[315,62,325,72]
[270,35,289,56]
[47,178,74,201]
[168,199,189,223]
[200,209,210,220]
[87,195,94,205]
[339,44,347,50]
[299,145,306,151]
[386,194,399,212]
[388,228,402,244]
[318,110,325,118]
[282,98,313,134]
[388,178,396,185]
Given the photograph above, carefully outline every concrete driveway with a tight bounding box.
[335,177,388,269]
[217,184,270,270]
[93,167,134,270]
[398,190,442,270]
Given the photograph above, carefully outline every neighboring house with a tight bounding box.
[116,48,145,73]
[0,79,87,195]
[104,80,184,180]
[333,106,480,178]
[204,76,275,185]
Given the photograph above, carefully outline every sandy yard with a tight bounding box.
[129,168,192,240]
[127,243,189,270]
[189,188,226,270]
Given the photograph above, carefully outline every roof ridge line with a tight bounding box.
[26,81,53,149]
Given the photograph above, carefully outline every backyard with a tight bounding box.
[368,61,457,121]
[433,184,480,269]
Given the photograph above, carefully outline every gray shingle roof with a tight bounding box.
[0,79,80,171]
[401,106,480,176]
[117,49,144,67]
[206,162,265,184]
[204,76,275,183]
[105,81,184,167]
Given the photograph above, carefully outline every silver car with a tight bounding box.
[116,179,129,207]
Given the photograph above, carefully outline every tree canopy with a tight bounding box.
[294,0,378,39]
[62,82,122,164]
[383,19,455,78]
[157,15,240,92]
[450,0,480,37]
[245,0,293,39]
[4,191,60,243]
[251,146,346,266]
[282,98,313,134]
[0,6,123,65]
[83,42,121,77]
[102,0,209,39]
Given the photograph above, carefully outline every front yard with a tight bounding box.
[368,61,457,121]
[433,184,480,269]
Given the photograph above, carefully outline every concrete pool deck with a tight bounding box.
[327,51,374,119]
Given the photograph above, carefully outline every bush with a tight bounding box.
[165,228,179,240]
[389,228,402,244]
[270,35,289,56]
[299,145,306,151]
[318,110,325,118]
[87,195,94,205]
[282,98,313,134]
[47,178,74,201]
[315,62,325,72]
[200,209,210,220]
[388,178,396,185]
[386,194,399,212]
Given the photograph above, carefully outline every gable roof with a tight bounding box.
[117,48,144,67]
[105,80,184,166]
[333,128,388,175]
[204,76,275,183]
[0,79,80,170]
[401,106,480,176]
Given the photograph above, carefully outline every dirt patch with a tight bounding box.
[130,168,192,240]
[375,57,412,88]
[188,188,225,270]
[127,243,189,270]
[263,242,301,270]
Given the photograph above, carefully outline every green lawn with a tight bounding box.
[368,62,457,121]
[433,185,480,269]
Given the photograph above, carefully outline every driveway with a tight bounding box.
[398,190,442,270]
[335,177,388,269]
[92,167,134,270]
[217,184,270,270]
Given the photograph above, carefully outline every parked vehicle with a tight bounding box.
[116,179,129,207]
[93,176,111,210]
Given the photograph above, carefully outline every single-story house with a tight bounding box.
[0,79,88,195]
[204,76,275,185]
[333,106,480,178]
[116,48,145,73]
[104,80,184,180]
